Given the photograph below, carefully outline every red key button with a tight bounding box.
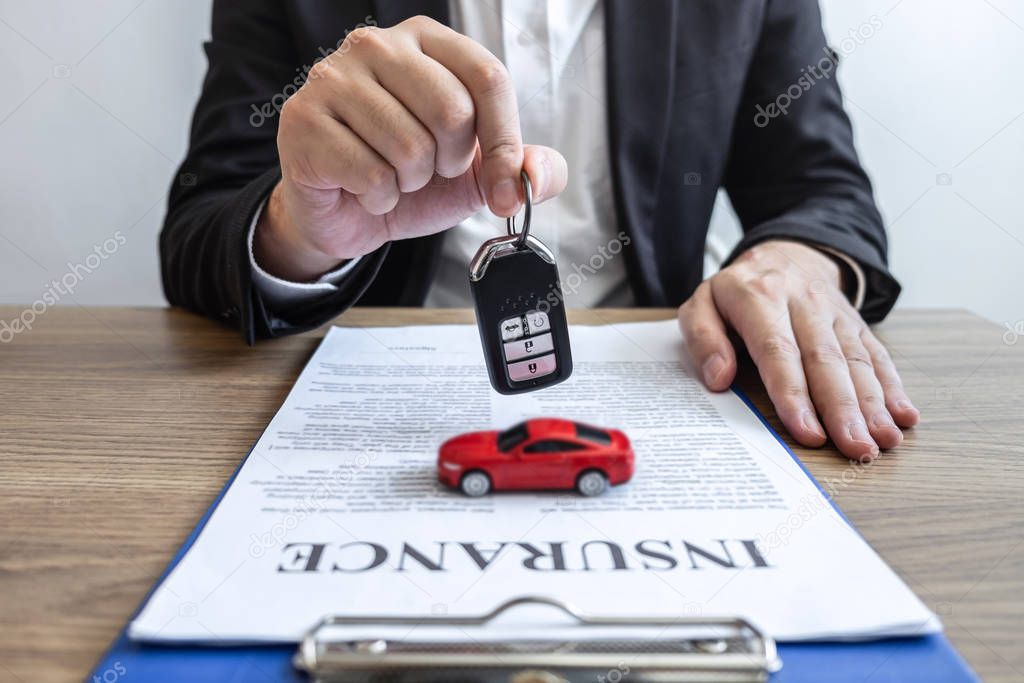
[507,353,557,382]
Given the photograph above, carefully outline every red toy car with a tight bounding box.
[438,418,634,497]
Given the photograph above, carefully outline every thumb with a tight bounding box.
[468,143,566,215]
[678,281,737,391]
[349,144,566,244]
[520,144,568,204]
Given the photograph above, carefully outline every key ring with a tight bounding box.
[505,170,532,249]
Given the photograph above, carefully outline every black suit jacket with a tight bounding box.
[160,0,900,344]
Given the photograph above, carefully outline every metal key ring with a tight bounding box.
[505,170,533,249]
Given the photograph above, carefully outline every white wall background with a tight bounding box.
[1,0,1021,325]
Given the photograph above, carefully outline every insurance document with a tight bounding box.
[129,320,938,643]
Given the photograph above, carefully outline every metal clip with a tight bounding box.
[468,233,555,282]
[294,596,781,682]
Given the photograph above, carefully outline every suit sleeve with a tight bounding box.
[159,0,388,344]
[722,0,899,323]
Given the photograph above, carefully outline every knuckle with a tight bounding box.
[759,334,799,361]
[843,350,873,370]
[395,136,436,186]
[716,267,746,290]
[859,392,884,408]
[677,295,701,323]
[278,92,310,126]
[805,284,827,303]
[782,384,809,400]
[307,59,334,83]
[283,150,329,190]
[685,281,711,305]
[736,246,761,265]
[843,323,868,339]
[483,139,520,165]
[833,394,860,411]
[677,297,694,318]
[365,162,396,190]
[433,95,475,136]
[474,58,511,93]
[345,25,387,52]
[308,60,358,94]
[746,269,786,298]
[773,382,808,402]
[807,343,846,367]
[404,132,437,165]
[689,323,719,344]
[402,14,438,31]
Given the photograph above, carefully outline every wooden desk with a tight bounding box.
[0,307,1021,682]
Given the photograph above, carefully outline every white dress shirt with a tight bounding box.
[249,0,864,311]
[424,0,630,307]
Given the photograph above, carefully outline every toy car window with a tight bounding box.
[575,423,612,445]
[497,422,529,451]
[523,439,588,454]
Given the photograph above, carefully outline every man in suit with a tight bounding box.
[161,0,919,461]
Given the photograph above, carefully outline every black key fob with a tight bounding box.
[469,172,572,395]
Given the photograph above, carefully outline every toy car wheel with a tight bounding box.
[576,470,608,497]
[460,471,491,497]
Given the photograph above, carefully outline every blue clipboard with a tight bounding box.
[88,389,979,682]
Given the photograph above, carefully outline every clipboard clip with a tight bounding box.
[294,595,781,682]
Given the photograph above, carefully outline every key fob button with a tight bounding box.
[500,316,525,341]
[524,311,550,335]
[507,353,557,382]
[503,332,554,362]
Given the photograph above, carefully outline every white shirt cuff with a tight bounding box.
[815,245,866,310]
[247,199,362,309]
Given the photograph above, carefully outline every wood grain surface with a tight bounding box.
[0,306,1021,682]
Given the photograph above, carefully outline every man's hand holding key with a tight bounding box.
[253,15,568,283]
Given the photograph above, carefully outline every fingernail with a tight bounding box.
[871,411,902,431]
[702,353,727,388]
[534,155,550,198]
[491,178,518,214]
[896,399,920,417]
[871,411,903,443]
[849,422,880,459]
[801,410,825,439]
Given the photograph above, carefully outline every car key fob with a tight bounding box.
[469,171,572,395]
